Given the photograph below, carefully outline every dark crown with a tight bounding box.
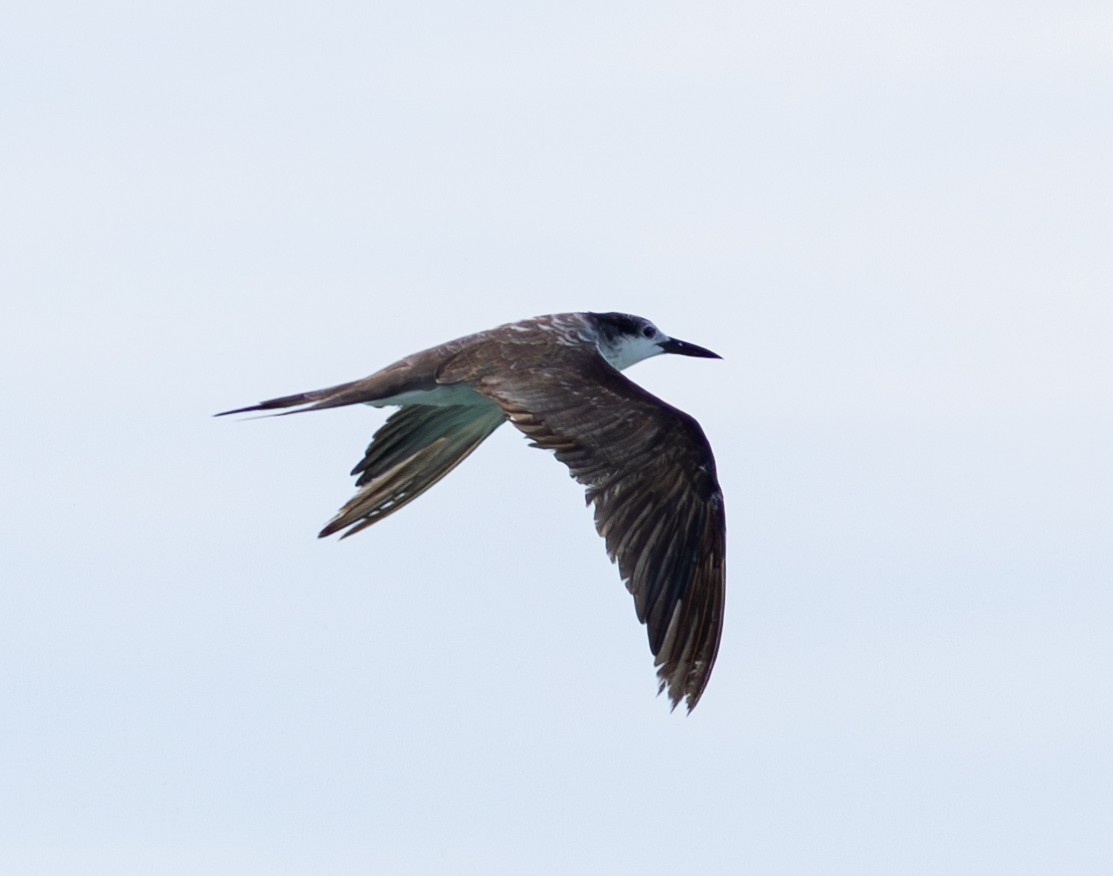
[588,312,647,342]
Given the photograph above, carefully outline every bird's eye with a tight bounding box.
[642,325,657,338]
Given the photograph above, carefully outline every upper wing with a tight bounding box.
[440,343,726,711]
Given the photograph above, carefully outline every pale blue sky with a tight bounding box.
[3,2,1111,873]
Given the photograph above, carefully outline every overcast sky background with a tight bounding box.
[3,2,1111,873]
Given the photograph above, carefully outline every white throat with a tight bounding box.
[598,334,666,371]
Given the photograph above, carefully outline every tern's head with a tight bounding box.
[589,312,722,371]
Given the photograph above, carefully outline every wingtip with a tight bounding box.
[318,520,344,539]
[658,677,698,714]
[657,659,709,713]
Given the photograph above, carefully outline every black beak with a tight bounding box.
[659,337,722,359]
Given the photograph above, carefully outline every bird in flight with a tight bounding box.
[218,312,726,711]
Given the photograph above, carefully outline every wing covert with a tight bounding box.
[442,344,726,711]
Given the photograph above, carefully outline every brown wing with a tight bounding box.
[440,343,726,711]
[319,403,507,539]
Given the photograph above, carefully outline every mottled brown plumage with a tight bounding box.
[218,312,726,711]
